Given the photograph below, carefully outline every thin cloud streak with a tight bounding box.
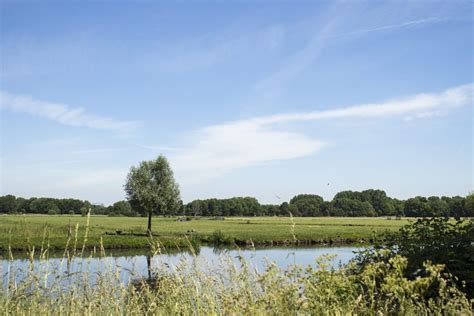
[252,83,473,125]
[146,24,287,73]
[0,91,140,135]
[251,13,445,106]
[330,17,443,39]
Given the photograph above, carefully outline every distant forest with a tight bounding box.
[1,190,473,218]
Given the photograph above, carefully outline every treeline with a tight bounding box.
[184,191,474,218]
[1,189,473,218]
[0,196,139,217]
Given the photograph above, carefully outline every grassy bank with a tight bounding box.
[2,247,471,314]
[0,215,411,251]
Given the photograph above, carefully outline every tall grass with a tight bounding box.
[1,215,472,315]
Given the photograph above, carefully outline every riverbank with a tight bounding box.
[2,242,470,315]
[0,215,410,251]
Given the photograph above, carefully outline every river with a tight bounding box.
[1,245,361,287]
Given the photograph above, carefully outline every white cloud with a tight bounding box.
[173,122,325,182]
[253,83,473,124]
[0,91,140,135]
[173,83,473,182]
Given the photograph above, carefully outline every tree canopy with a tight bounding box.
[124,155,181,233]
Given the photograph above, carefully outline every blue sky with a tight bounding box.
[0,0,472,205]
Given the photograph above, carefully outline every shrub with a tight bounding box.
[209,230,233,245]
[354,218,474,297]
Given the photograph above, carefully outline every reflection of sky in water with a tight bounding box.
[2,246,360,287]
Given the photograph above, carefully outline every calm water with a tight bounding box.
[1,245,360,287]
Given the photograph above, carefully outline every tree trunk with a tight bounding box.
[147,210,152,236]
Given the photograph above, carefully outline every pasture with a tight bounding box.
[0,215,410,251]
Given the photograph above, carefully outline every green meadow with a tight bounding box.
[0,215,411,251]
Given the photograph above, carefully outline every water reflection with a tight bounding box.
[2,245,360,287]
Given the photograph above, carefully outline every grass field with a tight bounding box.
[0,215,412,251]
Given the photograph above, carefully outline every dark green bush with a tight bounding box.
[354,218,474,297]
[209,230,233,245]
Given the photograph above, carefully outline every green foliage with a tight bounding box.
[0,194,17,213]
[47,209,58,215]
[184,197,262,216]
[289,194,324,216]
[333,189,393,215]
[465,193,474,217]
[125,155,181,233]
[0,195,91,215]
[1,190,472,218]
[110,200,134,216]
[330,198,376,217]
[354,218,474,297]
[125,155,181,216]
[208,229,234,244]
[182,190,471,218]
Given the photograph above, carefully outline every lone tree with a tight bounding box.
[125,155,181,235]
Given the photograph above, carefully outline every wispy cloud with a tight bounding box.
[173,122,325,182]
[173,83,473,182]
[133,143,182,152]
[252,83,473,124]
[146,24,286,73]
[330,17,443,39]
[252,22,333,99]
[251,13,445,105]
[0,91,140,135]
